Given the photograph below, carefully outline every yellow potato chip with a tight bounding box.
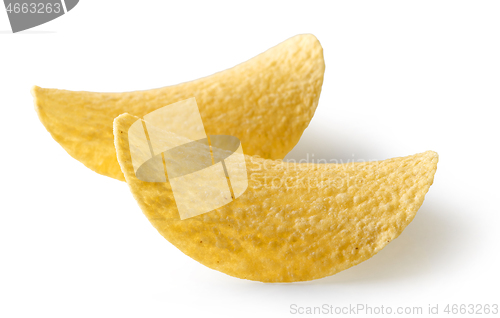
[33,34,325,181]
[114,113,438,282]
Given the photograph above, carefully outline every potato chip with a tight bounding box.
[33,34,325,181]
[114,113,438,282]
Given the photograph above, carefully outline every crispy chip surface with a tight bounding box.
[33,34,325,181]
[114,114,438,282]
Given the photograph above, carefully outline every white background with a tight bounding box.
[1,1,499,317]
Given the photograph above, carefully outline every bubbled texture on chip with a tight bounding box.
[114,114,438,282]
[33,34,325,181]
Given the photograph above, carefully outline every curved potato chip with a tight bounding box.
[114,113,438,283]
[33,34,325,181]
